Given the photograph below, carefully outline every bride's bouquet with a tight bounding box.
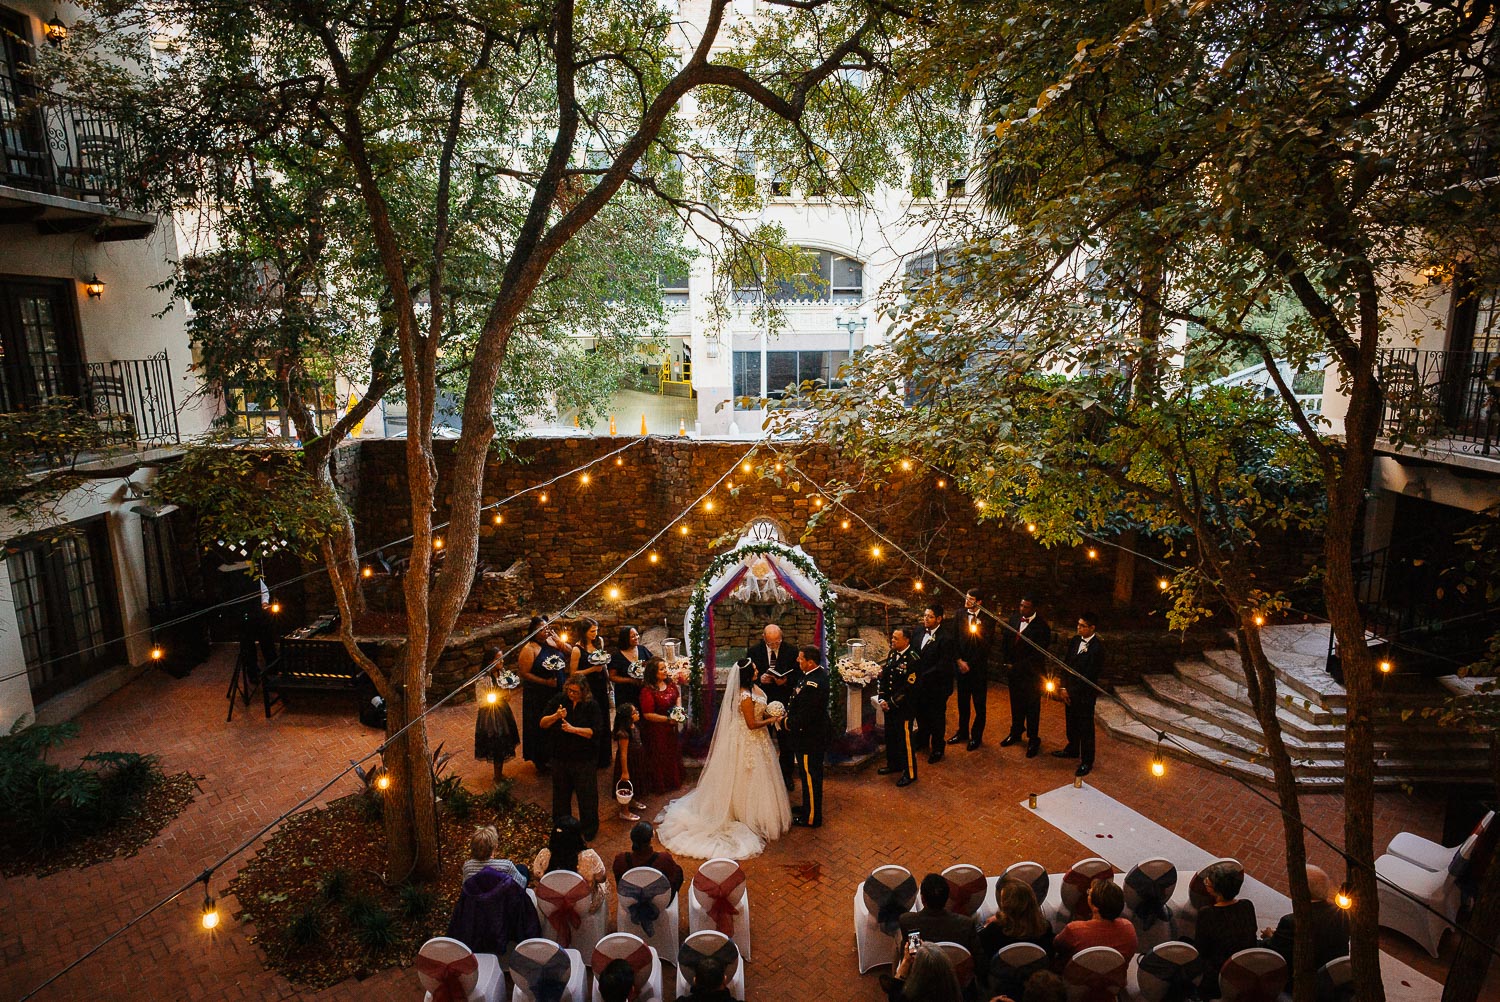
[763,701,787,729]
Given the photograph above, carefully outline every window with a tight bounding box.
[765,249,864,304]
[946,177,968,199]
[8,518,123,703]
[733,349,849,406]
[732,351,761,400]
[730,152,757,200]
[0,277,85,412]
[223,382,339,440]
[660,264,690,305]
[141,507,190,613]
[911,173,935,199]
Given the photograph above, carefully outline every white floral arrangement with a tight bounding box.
[628,661,646,681]
[587,649,611,666]
[836,656,882,687]
[668,706,687,724]
[665,660,692,685]
[763,701,787,724]
[496,670,521,690]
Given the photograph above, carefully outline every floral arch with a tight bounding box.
[681,524,842,734]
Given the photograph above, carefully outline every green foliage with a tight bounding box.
[436,775,473,820]
[284,905,326,950]
[0,400,111,535]
[479,780,515,814]
[150,440,344,561]
[0,719,163,851]
[397,883,437,921]
[318,868,350,904]
[343,895,397,952]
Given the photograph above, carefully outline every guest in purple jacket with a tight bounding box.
[445,866,540,956]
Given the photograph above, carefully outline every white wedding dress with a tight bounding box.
[657,672,792,859]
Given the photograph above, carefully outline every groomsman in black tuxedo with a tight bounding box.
[949,588,995,751]
[788,646,831,828]
[748,623,799,791]
[1054,611,1104,776]
[915,604,957,764]
[1000,595,1052,757]
[875,627,921,786]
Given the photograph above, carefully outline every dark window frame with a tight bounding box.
[0,274,87,412]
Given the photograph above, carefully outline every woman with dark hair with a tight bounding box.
[979,878,1055,994]
[608,624,652,711]
[518,616,571,771]
[531,815,607,908]
[570,617,614,767]
[636,657,684,795]
[881,941,963,1002]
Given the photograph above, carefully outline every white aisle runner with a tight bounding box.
[1027,784,1441,1002]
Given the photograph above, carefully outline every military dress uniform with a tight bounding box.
[877,646,920,785]
[788,664,831,827]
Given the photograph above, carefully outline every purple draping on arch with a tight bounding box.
[701,565,751,726]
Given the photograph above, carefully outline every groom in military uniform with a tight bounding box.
[788,646,831,828]
[875,626,920,787]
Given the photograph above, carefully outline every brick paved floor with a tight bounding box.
[1,649,1470,1001]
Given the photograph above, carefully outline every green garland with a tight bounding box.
[684,540,843,729]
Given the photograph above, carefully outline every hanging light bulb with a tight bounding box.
[1086,548,1098,560]
[1026,523,1037,533]
[900,459,912,471]
[813,497,823,508]
[704,499,715,512]
[433,537,444,550]
[742,461,752,474]
[913,580,924,592]
[1158,578,1171,591]
[1379,659,1394,674]
[493,513,503,525]
[679,524,690,535]
[539,492,549,504]
[607,586,621,601]
[615,456,624,466]
[1043,676,1058,695]
[774,462,783,472]
[201,892,220,930]
[870,545,882,558]
[840,519,850,529]
[1334,889,1353,910]
[1253,614,1265,627]
[976,499,987,510]
[269,601,281,615]
[936,478,947,488]
[486,690,499,705]
[362,566,374,578]
[580,472,591,486]
[1150,732,1166,777]
[648,552,659,564]
[150,645,165,661]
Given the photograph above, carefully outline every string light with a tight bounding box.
[913,580,924,592]
[615,456,624,466]
[200,877,219,931]
[1253,614,1265,627]
[150,646,164,661]
[607,586,621,601]
[1379,659,1394,674]
[679,525,690,535]
[774,462,783,472]
[870,545,882,558]
[374,769,392,792]
[1026,523,1037,533]
[539,492,549,504]
[485,690,499,705]
[840,519,850,529]
[900,459,912,471]
[580,473,590,486]
[432,537,444,550]
[362,566,374,578]
[493,513,503,525]
[704,500,715,512]
[727,481,735,491]
[1335,889,1353,910]
[1043,676,1058,694]
[813,497,823,508]
[269,601,281,615]
[976,499,986,510]
[1158,578,1170,591]
[1151,732,1166,777]
[936,478,947,488]
[648,552,659,564]
[741,461,752,474]
[1086,548,1098,559]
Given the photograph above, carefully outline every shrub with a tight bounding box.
[436,775,473,819]
[285,905,325,949]
[345,895,397,951]
[398,883,437,920]
[479,779,514,813]
[318,868,350,903]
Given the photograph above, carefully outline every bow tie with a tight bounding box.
[1078,638,1091,651]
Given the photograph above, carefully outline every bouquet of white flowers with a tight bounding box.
[497,670,521,690]
[836,656,882,687]
[668,706,687,724]
[628,661,646,681]
[764,700,787,722]
[587,649,611,666]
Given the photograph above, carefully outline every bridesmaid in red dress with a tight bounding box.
[636,657,684,795]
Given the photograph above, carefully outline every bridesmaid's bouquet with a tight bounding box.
[496,670,521,690]
[668,706,688,724]
[587,649,611,667]
[628,661,646,681]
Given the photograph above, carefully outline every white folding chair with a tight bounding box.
[1219,946,1288,1002]
[1173,857,1240,942]
[853,864,917,973]
[940,863,988,918]
[591,932,663,1002]
[1376,810,1492,957]
[616,866,680,967]
[675,930,746,1001]
[1057,858,1116,931]
[1134,941,1201,1002]
[933,941,975,989]
[689,858,752,959]
[507,938,586,1002]
[1123,857,1178,955]
[1061,945,1128,1002]
[1000,861,1057,930]
[1315,954,1353,1002]
[989,942,1047,997]
[417,935,504,1002]
[534,869,608,960]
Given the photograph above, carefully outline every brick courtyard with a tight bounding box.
[0,647,1465,1001]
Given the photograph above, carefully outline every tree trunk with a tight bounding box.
[1112,529,1138,607]
[380,683,438,880]
[1440,735,1500,1002]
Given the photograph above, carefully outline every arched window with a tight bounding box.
[735,247,864,304]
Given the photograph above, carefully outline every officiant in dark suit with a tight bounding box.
[748,623,798,791]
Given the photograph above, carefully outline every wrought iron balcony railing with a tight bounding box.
[0,352,180,452]
[1378,347,1500,457]
[1,78,144,210]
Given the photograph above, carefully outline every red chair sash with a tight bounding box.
[693,868,747,935]
[1064,958,1128,1002]
[592,943,653,998]
[1221,961,1286,1002]
[945,874,987,914]
[1063,868,1101,918]
[415,951,479,1002]
[535,880,592,949]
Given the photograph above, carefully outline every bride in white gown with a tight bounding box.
[657,661,792,859]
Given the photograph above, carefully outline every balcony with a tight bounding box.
[1377,347,1500,461]
[1,352,180,460]
[1,83,155,241]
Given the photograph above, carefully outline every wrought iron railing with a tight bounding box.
[1378,347,1500,457]
[1,76,144,209]
[79,352,180,446]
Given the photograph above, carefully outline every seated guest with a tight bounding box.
[446,864,539,957]
[611,820,685,899]
[979,878,1055,995]
[1193,860,1258,998]
[684,956,736,1001]
[882,941,965,1002]
[1053,878,1136,967]
[1260,864,1350,968]
[531,815,608,908]
[596,958,636,1002]
[992,969,1066,1002]
[461,824,529,887]
[895,873,981,965]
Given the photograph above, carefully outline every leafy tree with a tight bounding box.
[0,401,111,539]
[811,1,1498,996]
[62,0,945,880]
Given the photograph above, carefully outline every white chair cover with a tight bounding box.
[1135,941,1202,1002]
[507,938,586,1002]
[417,936,504,1002]
[1375,852,1458,957]
[853,864,917,973]
[616,865,680,967]
[688,857,752,959]
[1061,945,1128,1002]
[939,863,988,918]
[999,861,1057,929]
[674,930,746,1001]
[534,869,608,960]
[590,932,663,1002]
[990,941,1048,996]
[1057,858,1116,931]
[1123,857,1178,955]
[1315,954,1354,1002]
[1219,947,1288,1002]
[1173,857,1240,942]
[933,941,975,987]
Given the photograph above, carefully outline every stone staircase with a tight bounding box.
[1098,623,1491,790]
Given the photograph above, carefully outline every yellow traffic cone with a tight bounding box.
[678,418,686,436]
[641,414,648,436]
[609,415,617,435]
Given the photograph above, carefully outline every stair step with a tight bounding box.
[1095,701,1342,790]
[1165,665,1342,739]
[1201,647,1346,710]
[1130,680,1344,759]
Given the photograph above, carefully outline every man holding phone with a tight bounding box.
[894,873,979,965]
